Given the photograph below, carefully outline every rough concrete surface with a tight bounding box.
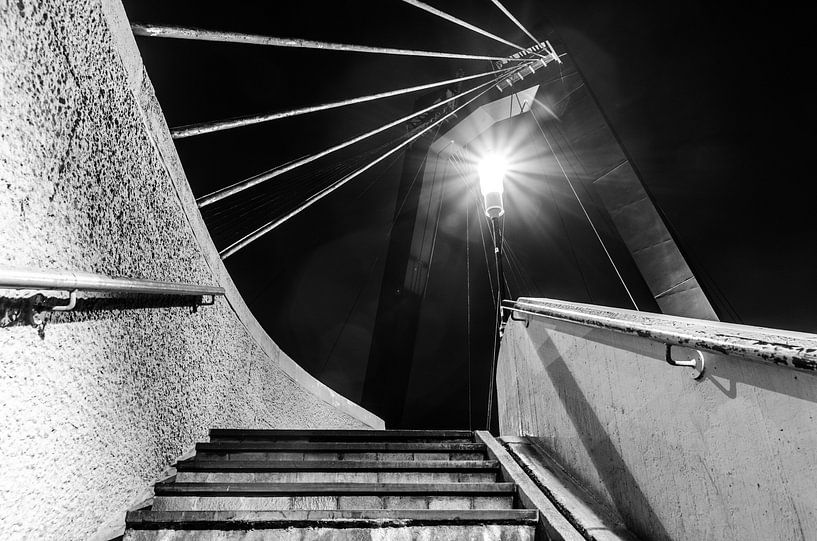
[0,1,380,539]
[497,312,817,541]
[150,495,514,512]
[123,525,536,541]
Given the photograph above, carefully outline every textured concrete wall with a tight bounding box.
[0,1,381,539]
[497,313,817,541]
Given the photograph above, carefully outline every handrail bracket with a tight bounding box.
[666,344,705,380]
[50,289,78,312]
[508,309,530,328]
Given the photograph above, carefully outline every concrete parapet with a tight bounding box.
[498,299,817,540]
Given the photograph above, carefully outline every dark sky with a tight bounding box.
[125,1,815,428]
[548,2,815,332]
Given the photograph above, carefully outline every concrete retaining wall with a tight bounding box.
[0,1,382,538]
[497,309,817,540]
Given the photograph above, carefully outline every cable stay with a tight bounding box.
[398,0,526,52]
[198,66,516,208]
[171,68,511,139]
[543,164,596,302]
[527,99,640,310]
[399,0,561,70]
[130,23,527,63]
[219,71,508,259]
[204,140,396,246]
[488,0,541,46]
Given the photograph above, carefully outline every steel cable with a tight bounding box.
[171,69,513,139]
[527,100,640,310]
[219,71,509,258]
[488,0,540,45]
[131,23,524,62]
[198,66,516,208]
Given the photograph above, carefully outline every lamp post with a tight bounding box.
[478,153,507,302]
[477,152,507,431]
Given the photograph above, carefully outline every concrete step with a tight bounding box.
[151,494,515,512]
[151,482,515,511]
[177,459,499,472]
[125,510,537,540]
[125,524,534,540]
[209,429,475,442]
[118,430,553,541]
[154,482,515,497]
[176,471,496,483]
[175,459,499,483]
[194,441,486,462]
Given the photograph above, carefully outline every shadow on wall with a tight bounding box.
[535,337,671,541]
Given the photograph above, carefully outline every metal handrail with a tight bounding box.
[503,298,817,374]
[0,267,224,297]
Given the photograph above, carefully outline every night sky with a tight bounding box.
[124,1,815,428]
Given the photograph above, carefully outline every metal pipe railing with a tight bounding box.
[503,298,817,374]
[0,267,224,297]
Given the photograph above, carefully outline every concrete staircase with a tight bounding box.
[124,430,538,540]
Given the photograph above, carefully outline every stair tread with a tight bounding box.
[209,429,474,441]
[154,482,515,496]
[124,429,537,535]
[127,509,538,529]
[196,441,484,451]
[177,460,499,472]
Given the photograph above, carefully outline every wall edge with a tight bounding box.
[100,0,384,430]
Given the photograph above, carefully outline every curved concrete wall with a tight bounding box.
[0,1,382,539]
[498,304,817,540]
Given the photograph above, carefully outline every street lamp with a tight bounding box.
[477,152,507,301]
[478,152,506,219]
[477,152,508,432]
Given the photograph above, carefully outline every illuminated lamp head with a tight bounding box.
[478,152,507,218]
